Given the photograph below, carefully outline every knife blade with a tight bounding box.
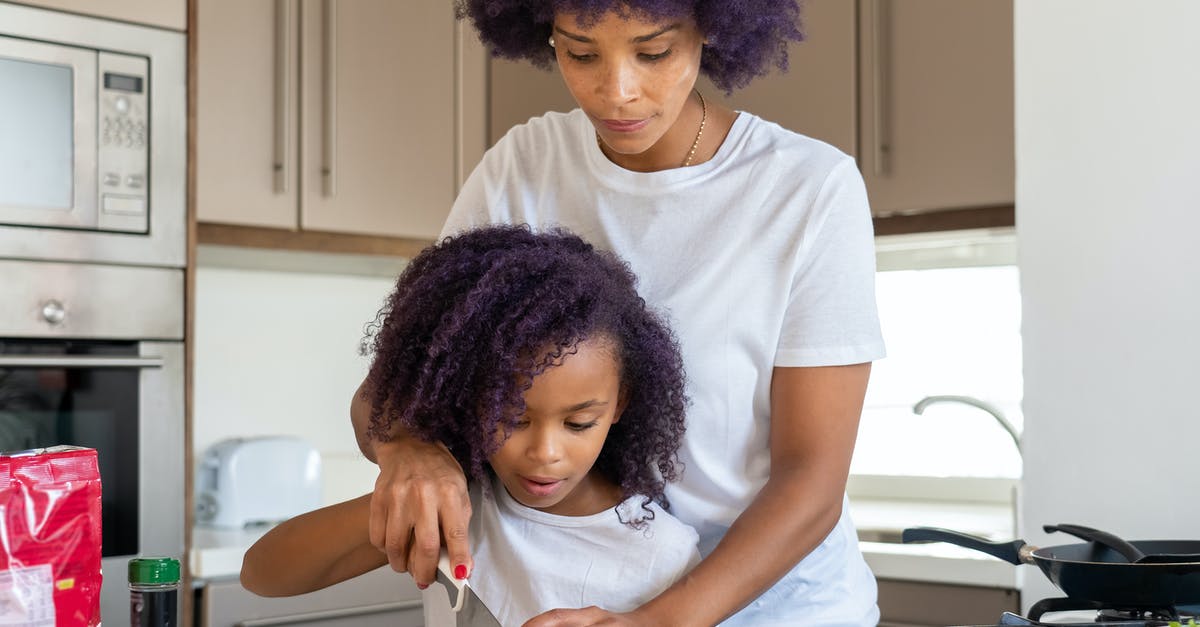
[434,552,503,627]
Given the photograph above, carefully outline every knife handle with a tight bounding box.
[436,551,468,612]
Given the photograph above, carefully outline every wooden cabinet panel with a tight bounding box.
[196,1,300,229]
[298,0,456,240]
[489,58,576,146]
[877,578,1019,626]
[859,0,1014,217]
[487,1,854,156]
[701,0,857,157]
[14,0,185,30]
[196,1,484,248]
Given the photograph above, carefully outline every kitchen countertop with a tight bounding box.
[192,524,273,581]
[192,499,1020,590]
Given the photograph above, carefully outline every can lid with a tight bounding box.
[128,557,180,585]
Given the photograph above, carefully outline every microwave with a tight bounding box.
[0,3,185,268]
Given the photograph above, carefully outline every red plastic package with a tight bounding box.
[0,445,103,627]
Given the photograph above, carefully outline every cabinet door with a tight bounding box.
[701,0,857,157]
[299,0,456,240]
[858,0,1014,217]
[488,0,856,155]
[200,567,423,627]
[196,0,301,229]
[489,58,577,146]
[16,0,185,30]
[877,578,1019,626]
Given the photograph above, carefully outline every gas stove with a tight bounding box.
[960,598,1200,626]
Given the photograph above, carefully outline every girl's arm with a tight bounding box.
[525,363,871,627]
[241,494,389,597]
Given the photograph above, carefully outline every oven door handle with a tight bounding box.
[0,356,164,369]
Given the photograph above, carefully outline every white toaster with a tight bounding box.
[195,436,322,528]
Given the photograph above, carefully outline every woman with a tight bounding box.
[352,1,885,624]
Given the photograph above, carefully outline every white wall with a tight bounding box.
[194,264,399,506]
[1015,0,1200,605]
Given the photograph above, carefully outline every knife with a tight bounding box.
[434,552,503,627]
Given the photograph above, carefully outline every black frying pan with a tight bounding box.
[903,527,1200,607]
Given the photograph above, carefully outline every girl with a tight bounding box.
[353,1,886,625]
[241,225,701,626]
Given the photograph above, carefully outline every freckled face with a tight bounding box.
[552,10,705,164]
[488,338,625,516]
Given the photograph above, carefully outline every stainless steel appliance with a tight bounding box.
[0,3,186,624]
[0,260,184,625]
[0,2,185,268]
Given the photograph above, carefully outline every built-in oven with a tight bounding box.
[1,4,187,622]
[0,258,184,624]
[0,2,185,268]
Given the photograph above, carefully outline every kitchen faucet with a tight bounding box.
[912,395,1022,455]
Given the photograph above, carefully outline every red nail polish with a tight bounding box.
[454,564,468,580]
[417,583,429,590]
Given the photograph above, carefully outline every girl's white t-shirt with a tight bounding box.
[465,477,701,626]
[443,109,886,625]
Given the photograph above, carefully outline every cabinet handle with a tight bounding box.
[321,0,337,197]
[870,0,892,177]
[273,0,292,194]
[234,600,423,626]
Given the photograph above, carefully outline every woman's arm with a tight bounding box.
[349,379,474,588]
[241,494,388,597]
[525,363,871,627]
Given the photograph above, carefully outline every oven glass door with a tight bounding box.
[0,339,139,557]
[0,36,97,228]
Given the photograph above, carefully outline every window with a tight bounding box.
[852,229,1022,480]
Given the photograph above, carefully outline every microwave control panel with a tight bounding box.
[97,51,149,234]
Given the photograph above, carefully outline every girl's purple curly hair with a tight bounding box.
[456,0,804,93]
[362,224,688,513]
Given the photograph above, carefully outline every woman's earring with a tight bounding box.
[548,35,556,48]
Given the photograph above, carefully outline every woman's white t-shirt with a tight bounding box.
[463,477,701,626]
[443,109,886,626]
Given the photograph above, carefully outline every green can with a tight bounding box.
[129,557,180,627]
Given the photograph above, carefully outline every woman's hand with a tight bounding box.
[367,436,473,588]
[352,381,474,587]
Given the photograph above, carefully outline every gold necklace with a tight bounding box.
[682,89,707,167]
[595,89,708,168]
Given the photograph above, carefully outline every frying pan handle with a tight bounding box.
[902,527,1028,565]
[1043,523,1146,563]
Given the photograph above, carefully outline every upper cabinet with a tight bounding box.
[487,0,1013,220]
[701,0,858,159]
[196,0,486,242]
[856,0,1013,217]
[13,0,185,30]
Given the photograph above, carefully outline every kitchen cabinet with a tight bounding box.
[196,0,486,243]
[12,0,185,30]
[877,579,1019,626]
[487,0,853,152]
[856,0,1013,217]
[199,567,423,627]
[487,0,1013,221]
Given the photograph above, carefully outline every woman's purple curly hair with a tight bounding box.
[362,224,688,513]
[456,0,804,93]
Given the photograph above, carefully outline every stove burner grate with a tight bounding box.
[1022,597,1199,625]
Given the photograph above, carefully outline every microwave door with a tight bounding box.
[0,36,97,229]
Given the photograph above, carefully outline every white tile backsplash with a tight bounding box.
[194,264,398,505]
